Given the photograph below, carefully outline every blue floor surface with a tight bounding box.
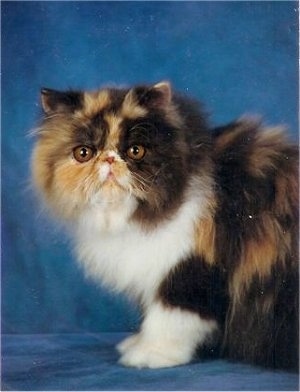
[1,333,299,391]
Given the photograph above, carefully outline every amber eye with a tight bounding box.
[126,145,146,161]
[73,146,94,163]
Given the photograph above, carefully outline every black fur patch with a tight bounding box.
[158,256,228,324]
[224,266,299,370]
[41,88,84,114]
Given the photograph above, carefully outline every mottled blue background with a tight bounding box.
[2,1,298,334]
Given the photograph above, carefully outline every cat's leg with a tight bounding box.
[119,302,217,368]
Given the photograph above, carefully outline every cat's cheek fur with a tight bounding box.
[118,302,218,369]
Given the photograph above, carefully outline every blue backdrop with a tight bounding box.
[2,1,298,334]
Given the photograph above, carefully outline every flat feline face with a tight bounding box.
[32,82,192,223]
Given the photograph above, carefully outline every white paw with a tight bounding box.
[119,340,191,369]
[116,333,141,354]
[116,303,218,369]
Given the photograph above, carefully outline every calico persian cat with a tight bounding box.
[31,82,299,370]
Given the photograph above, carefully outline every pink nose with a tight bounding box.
[105,156,115,165]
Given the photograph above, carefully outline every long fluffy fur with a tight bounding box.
[32,82,299,370]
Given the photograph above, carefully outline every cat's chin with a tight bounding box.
[77,188,138,234]
[90,182,132,205]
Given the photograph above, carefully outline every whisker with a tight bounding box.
[131,173,152,194]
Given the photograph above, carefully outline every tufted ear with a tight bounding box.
[125,81,172,110]
[40,88,83,114]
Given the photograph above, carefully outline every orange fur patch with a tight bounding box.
[274,162,299,217]
[194,216,216,265]
[81,90,111,118]
[230,213,289,301]
[31,142,53,194]
[121,90,148,119]
[31,119,74,193]
[248,127,288,177]
[49,159,100,218]
[214,120,250,152]
[103,113,123,149]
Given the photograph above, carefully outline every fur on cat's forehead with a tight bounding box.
[82,88,148,120]
[41,81,172,120]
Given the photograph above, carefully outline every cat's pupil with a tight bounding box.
[80,148,88,157]
[132,146,140,155]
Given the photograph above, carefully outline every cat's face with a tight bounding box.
[32,82,198,224]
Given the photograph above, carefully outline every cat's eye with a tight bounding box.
[73,146,94,163]
[126,145,146,161]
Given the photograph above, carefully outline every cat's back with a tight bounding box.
[212,118,298,227]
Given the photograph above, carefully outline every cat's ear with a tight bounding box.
[148,81,172,107]
[40,88,83,115]
[126,81,172,109]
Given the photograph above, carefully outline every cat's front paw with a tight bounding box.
[119,340,191,369]
[116,333,141,354]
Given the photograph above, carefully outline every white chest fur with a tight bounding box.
[74,196,200,306]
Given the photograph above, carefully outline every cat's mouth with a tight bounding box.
[104,169,115,181]
[98,160,132,190]
[101,167,117,183]
[103,172,121,187]
[99,165,130,194]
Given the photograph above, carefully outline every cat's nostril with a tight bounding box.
[105,156,115,165]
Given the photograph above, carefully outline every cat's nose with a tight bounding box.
[105,156,115,165]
